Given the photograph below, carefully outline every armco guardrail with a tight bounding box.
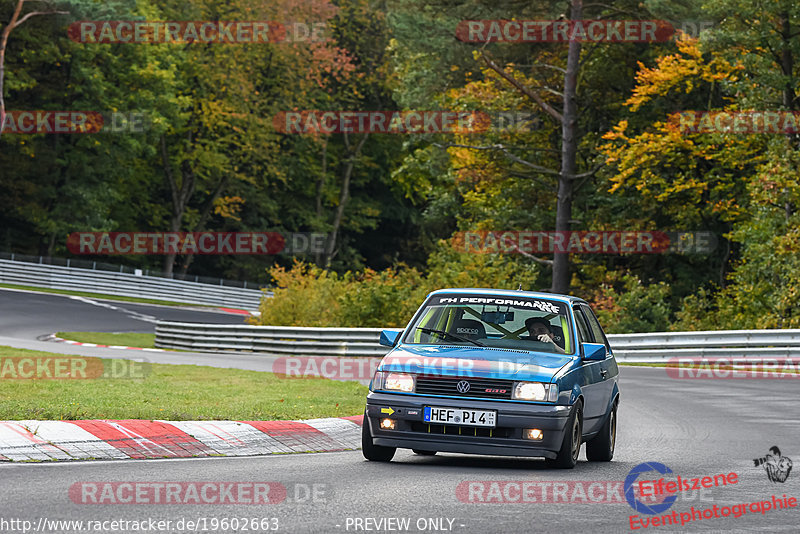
[154,322,800,362]
[155,323,387,356]
[606,330,800,362]
[0,259,268,310]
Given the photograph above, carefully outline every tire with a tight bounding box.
[586,400,617,462]
[546,401,582,469]
[412,449,437,456]
[361,413,396,462]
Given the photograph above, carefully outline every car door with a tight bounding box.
[579,304,617,420]
[573,305,605,433]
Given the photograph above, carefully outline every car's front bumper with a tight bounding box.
[365,391,572,459]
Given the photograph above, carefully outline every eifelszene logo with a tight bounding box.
[625,462,678,515]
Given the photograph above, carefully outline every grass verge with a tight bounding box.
[0,346,367,420]
[57,332,157,349]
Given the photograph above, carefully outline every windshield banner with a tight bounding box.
[427,294,566,315]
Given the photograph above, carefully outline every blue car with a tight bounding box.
[362,288,619,468]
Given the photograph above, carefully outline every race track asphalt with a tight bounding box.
[1,371,798,532]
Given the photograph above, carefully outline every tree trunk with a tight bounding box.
[777,12,797,218]
[778,12,797,219]
[46,231,56,259]
[1,1,67,133]
[551,0,582,294]
[323,132,369,268]
[0,1,25,131]
[314,135,329,266]
[163,203,184,277]
[779,13,795,112]
[179,175,229,275]
[160,135,194,276]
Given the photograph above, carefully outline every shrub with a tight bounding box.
[584,273,672,334]
[251,262,344,327]
[252,243,541,327]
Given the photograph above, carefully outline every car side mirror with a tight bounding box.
[581,342,607,361]
[379,329,402,348]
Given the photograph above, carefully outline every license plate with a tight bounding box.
[423,406,496,427]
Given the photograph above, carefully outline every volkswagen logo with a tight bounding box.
[456,380,471,393]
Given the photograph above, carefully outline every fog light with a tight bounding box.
[380,418,396,430]
[524,428,543,441]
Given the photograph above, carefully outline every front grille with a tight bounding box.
[410,422,513,438]
[415,376,514,399]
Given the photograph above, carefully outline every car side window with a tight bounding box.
[573,307,592,344]
[581,305,610,350]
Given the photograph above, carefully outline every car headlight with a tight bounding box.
[513,382,558,402]
[384,372,415,392]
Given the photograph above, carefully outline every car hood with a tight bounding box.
[378,345,575,382]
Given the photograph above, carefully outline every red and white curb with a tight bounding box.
[46,333,166,352]
[217,307,257,316]
[0,416,362,462]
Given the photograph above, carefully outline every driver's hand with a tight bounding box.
[537,333,553,343]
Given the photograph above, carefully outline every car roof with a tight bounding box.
[428,287,586,305]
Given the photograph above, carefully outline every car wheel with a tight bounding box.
[412,449,437,456]
[361,412,396,462]
[546,401,582,469]
[586,400,617,462]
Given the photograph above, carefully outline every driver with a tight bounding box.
[525,318,566,354]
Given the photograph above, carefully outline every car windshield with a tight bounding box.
[402,293,574,354]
